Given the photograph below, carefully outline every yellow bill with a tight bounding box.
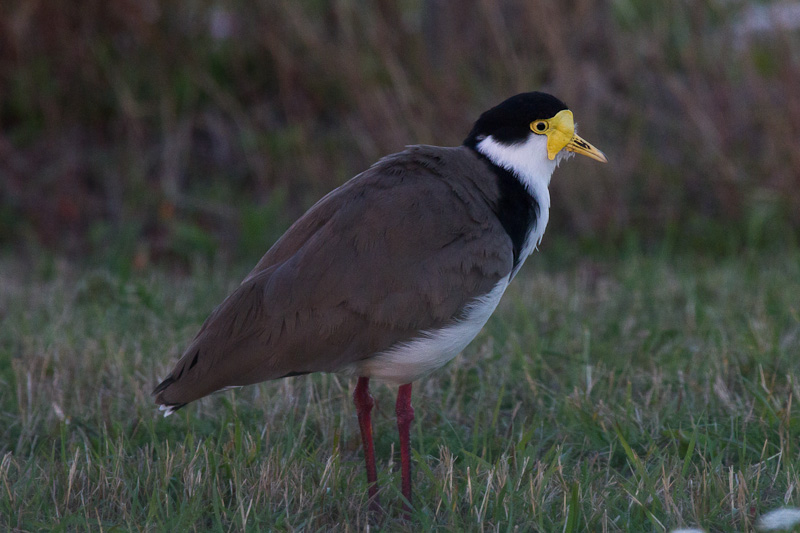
[532,109,608,163]
[566,134,607,163]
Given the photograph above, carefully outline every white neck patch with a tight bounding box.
[476,133,566,261]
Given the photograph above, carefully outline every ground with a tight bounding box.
[1,247,799,531]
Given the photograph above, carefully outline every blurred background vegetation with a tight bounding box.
[1,0,799,270]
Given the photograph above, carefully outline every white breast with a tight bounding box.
[476,133,567,265]
[342,276,510,384]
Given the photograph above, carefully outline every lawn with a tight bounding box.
[1,247,799,531]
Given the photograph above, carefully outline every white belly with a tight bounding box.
[343,276,510,384]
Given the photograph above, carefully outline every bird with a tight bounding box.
[153,91,607,513]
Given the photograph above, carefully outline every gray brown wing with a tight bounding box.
[154,146,513,406]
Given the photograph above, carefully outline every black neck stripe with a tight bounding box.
[469,148,539,267]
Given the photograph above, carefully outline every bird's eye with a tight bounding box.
[531,121,548,133]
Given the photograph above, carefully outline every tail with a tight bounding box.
[152,376,187,417]
[152,340,234,416]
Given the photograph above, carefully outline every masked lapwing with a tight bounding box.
[153,91,607,512]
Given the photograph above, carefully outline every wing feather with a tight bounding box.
[154,146,513,405]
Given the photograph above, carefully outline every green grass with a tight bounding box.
[1,248,799,531]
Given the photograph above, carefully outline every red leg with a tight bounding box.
[396,383,414,514]
[354,377,380,510]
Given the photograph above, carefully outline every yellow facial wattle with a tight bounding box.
[530,109,608,163]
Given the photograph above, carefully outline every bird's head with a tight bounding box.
[464,92,607,188]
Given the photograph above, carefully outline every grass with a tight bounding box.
[1,247,800,531]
